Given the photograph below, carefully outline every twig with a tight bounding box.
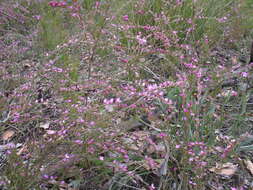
[249,41,253,64]
[139,118,162,132]
[110,180,143,190]
[143,65,162,82]
[0,111,10,123]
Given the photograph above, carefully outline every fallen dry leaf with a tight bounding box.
[39,122,50,129]
[244,159,253,175]
[47,180,68,189]
[2,130,15,141]
[133,131,149,140]
[209,162,237,176]
[231,56,237,65]
[17,144,27,155]
[146,144,156,154]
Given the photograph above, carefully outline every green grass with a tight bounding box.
[0,0,253,189]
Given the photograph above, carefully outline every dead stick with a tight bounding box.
[249,41,253,64]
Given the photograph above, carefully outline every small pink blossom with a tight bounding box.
[74,140,83,145]
[120,58,128,63]
[71,13,78,18]
[46,130,56,135]
[159,133,167,138]
[136,34,147,45]
[145,156,158,169]
[149,184,155,190]
[87,139,94,144]
[89,121,96,126]
[42,174,49,179]
[88,146,95,153]
[122,15,129,21]
[115,98,121,103]
[217,16,228,23]
[241,72,248,77]
[231,91,238,96]
[48,1,58,7]
[95,1,100,9]
[77,118,84,123]
[137,10,145,15]
[189,157,194,162]
[48,1,66,7]
[189,180,197,186]
[33,15,41,20]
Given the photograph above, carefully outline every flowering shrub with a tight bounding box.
[0,0,253,189]
[48,1,66,7]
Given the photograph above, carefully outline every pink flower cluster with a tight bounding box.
[48,1,67,8]
[187,141,208,167]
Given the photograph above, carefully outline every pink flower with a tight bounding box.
[87,139,94,144]
[95,1,100,9]
[71,13,78,18]
[77,118,84,123]
[115,98,121,103]
[48,1,66,8]
[48,1,58,7]
[122,15,129,21]
[42,174,49,179]
[241,72,248,77]
[120,58,128,63]
[217,16,228,23]
[231,91,238,96]
[89,121,96,126]
[33,15,41,20]
[58,1,66,7]
[46,130,56,135]
[74,140,83,145]
[145,156,158,169]
[159,133,167,138]
[137,10,145,15]
[149,184,155,190]
[136,34,147,45]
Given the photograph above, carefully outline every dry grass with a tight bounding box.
[0,0,253,189]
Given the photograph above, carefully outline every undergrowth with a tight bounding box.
[0,0,253,189]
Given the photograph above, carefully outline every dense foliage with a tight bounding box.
[0,0,253,189]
